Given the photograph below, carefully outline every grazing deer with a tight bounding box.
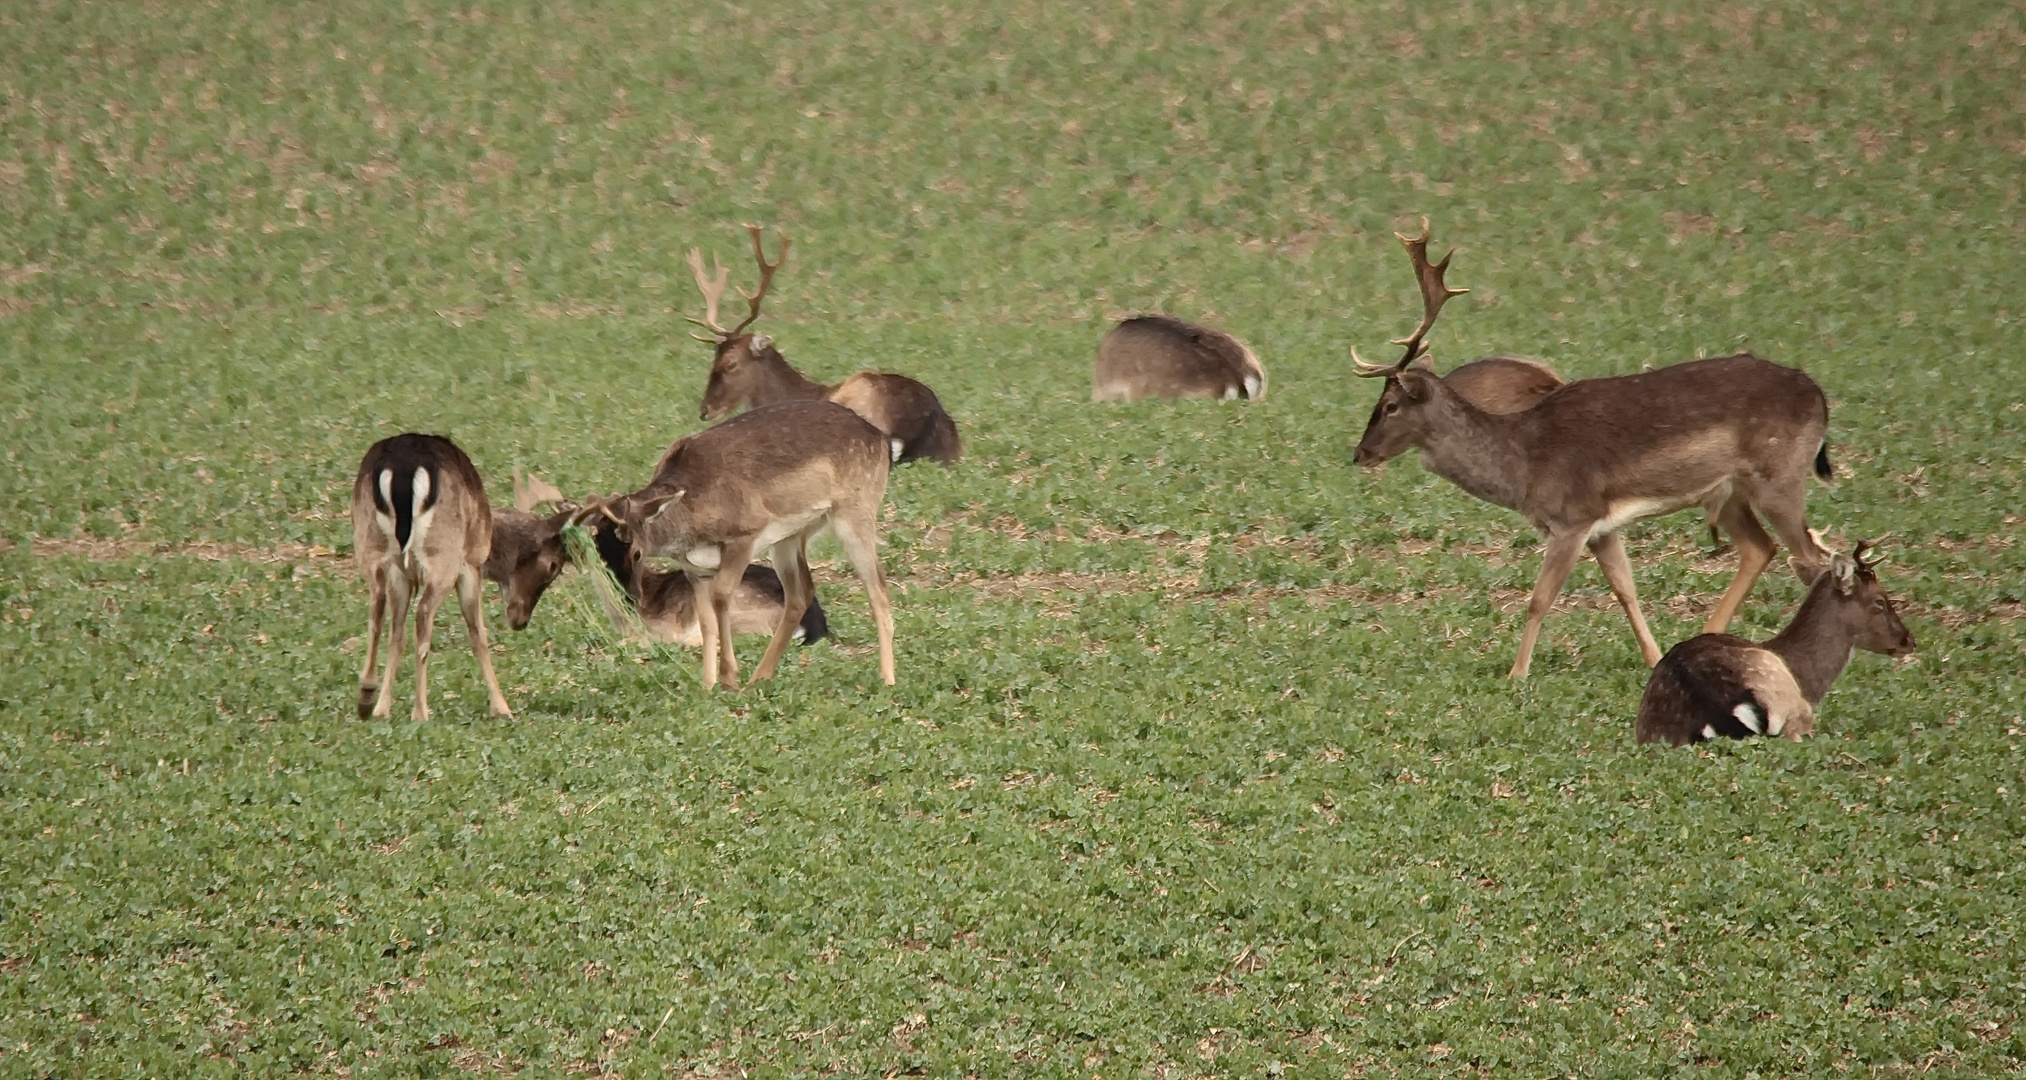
[1092,315,1266,403]
[1351,220,1835,679]
[687,227,962,466]
[351,434,512,720]
[584,399,894,690]
[480,471,578,631]
[585,515,829,647]
[1636,539,1914,745]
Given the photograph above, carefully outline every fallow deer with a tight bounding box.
[688,227,962,466]
[585,515,829,648]
[351,433,512,720]
[1636,539,1914,745]
[1352,220,1835,679]
[481,471,577,631]
[1092,315,1266,403]
[584,399,894,690]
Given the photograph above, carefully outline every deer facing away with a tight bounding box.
[1636,539,1914,745]
[688,227,961,466]
[1092,315,1267,403]
[584,399,894,690]
[1351,220,1835,678]
[351,433,513,720]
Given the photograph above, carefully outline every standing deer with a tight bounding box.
[584,399,894,690]
[1352,220,1835,679]
[351,433,512,720]
[481,472,577,631]
[688,227,962,466]
[585,515,829,648]
[1092,315,1266,403]
[1636,539,1914,745]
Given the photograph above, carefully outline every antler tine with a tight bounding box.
[1388,216,1469,368]
[684,248,732,340]
[1349,346,1395,378]
[1852,533,1893,567]
[728,224,790,336]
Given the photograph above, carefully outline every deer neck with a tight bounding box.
[1414,395,1532,512]
[1763,584,1855,705]
[746,353,831,405]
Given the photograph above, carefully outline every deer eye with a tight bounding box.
[1383,401,1401,416]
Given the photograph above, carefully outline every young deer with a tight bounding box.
[481,472,577,631]
[585,515,829,648]
[351,434,512,720]
[1352,220,1835,679]
[1092,315,1267,403]
[688,227,962,466]
[584,399,894,690]
[1636,539,1914,745]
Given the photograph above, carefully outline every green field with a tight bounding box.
[3,1,2024,1075]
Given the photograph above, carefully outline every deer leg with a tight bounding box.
[1587,531,1663,667]
[751,537,814,683]
[689,570,723,691]
[1509,530,1588,680]
[373,571,412,719]
[358,567,388,718]
[1755,482,1830,584]
[457,564,512,718]
[1704,497,1776,633]
[410,575,453,723]
[707,542,757,690]
[830,512,895,685]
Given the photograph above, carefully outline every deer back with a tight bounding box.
[827,371,963,465]
[351,433,491,573]
[1093,315,1265,402]
[1635,634,1816,745]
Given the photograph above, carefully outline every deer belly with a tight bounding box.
[753,508,829,551]
[1586,478,1734,541]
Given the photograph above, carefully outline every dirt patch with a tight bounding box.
[30,537,344,565]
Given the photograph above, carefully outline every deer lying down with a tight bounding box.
[351,433,511,720]
[1092,315,1265,403]
[587,516,829,647]
[1636,540,1914,745]
[586,399,894,690]
[1352,220,1836,678]
[688,228,962,466]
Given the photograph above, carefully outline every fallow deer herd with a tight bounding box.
[350,219,1912,746]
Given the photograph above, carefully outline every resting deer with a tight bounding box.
[1092,315,1267,402]
[1636,538,1914,745]
[1352,220,1835,679]
[584,515,829,648]
[351,433,512,720]
[687,227,961,466]
[584,399,894,690]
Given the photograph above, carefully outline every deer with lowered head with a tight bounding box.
[1352,219,1836,679]
[351,433,513,720]
[1636,538,1914,745]
[1092,315,1267,403]
[688,226,961,466]
[581,399,894,690]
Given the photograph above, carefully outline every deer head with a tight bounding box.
[1822,537,1917,657]
[688,226,800,421]
[484,470,580,630]
[1352,218,1470,467]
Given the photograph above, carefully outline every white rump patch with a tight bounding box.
[682,544,722,571]
[890,438,904,463]
[1243,373,1262,400]
[1701,724,1718,740]
[1767,710,1786,737]
[1222,386,1239,401]
[1733,703,1763,735]
[407,466,434,552]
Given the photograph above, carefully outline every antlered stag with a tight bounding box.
[351,433,513,720]
[1092,315,1267,403]
[1636,538,1914,745]
[584,400,894,690]
[688,227,961,466]
[1352,220,1835,678]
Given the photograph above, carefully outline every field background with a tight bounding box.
[3,0,2023,1076]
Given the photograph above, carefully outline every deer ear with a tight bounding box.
[642,490,684,524]
[1409,350,1436,373]
[1828,553,1857,594]
[1398,368,1434,403]
[751,334,772,353]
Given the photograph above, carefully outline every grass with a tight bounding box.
[2,0,2024,1075]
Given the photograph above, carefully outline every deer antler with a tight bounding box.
[1350,346,1396,378]
[685,248,733,342]
[569,493,627,528]
[1385,217,1468,371]
[1852,534,1892,568]
[727,224,790,337]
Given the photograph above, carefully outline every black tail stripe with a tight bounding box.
[377,464,440,549]
[1814,443,1833,481]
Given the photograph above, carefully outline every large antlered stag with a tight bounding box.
[687,227,961,466]
[1352,220,1835,679]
